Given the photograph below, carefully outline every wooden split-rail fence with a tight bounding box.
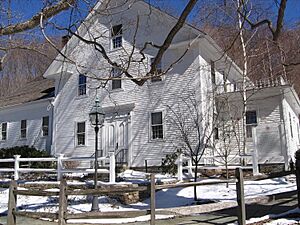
[7,168,247,225]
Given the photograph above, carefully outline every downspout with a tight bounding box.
[280,88,289,170]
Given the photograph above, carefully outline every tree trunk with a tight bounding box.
[225,161,229,188]
[194,163,198,201]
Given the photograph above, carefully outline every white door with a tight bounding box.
[102,115,129,164]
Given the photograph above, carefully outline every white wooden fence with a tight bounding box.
[177,153,259,181]
[0,153,116,183]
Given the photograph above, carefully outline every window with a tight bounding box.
[151,112,163,139]
[21,120,27,139]
[111,67,122,90]
[1,122,7,141]
[213,127,219,140]
[150,57,162,82]
[76,122,86,146]
[78,74,87,96]
[211,60,216,85]
[111,24,122,49]
[42,116,49,136]
[246,126,253,138]
[246,111,257,125]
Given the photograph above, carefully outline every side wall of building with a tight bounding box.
[0,100,53,153]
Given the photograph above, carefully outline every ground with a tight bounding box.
[0,170,299,224]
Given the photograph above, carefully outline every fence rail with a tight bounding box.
[177,154,258,181]
[0,153,116,183]
[7,169,246,225]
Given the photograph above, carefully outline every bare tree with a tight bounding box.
[166,93,215,201]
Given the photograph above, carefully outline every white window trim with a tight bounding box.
[149,110,165,142]
[75,121,87,147]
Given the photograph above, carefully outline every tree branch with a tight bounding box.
[0,0,75,36]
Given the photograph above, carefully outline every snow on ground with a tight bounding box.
[0,171,297,223]
[228,204,300,225]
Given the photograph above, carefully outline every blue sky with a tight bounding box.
[4,0,300,36]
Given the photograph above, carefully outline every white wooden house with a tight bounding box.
[0,0,299,169]
[0,77,54,152]
[42,0,244,167]
[213,77,300,170]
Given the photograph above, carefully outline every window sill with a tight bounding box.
[75,94,88,100]
[110,88,124,93]
[19,138,27,141]
[75,145,87,148]
[109,47,123,53]
[149,138,165,143]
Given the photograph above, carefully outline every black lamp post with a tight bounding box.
[89,97,105,211]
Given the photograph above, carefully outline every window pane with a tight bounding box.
[42,116,49,136]
[21,120,26,129]
[152,125,163,139]
[112,36,122,48]
[111,67,122,89]
[77,134,85,145]
[1,123,7,140]
[79,74,86,85]
[77,122,85,133]
[151,112,162,125]
[77,122,85,145]
[112,24,122,37]
[246,126,253,138]
[21,120,26,138]
[246,111,257,124]
[78,74,87,95]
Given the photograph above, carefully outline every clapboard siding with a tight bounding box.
[0,100,53,153]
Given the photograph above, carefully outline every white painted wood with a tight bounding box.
[252,127,259,175]
[109,152,116,183]
[14,155,20,180]
[177,153,183,181]
[0,100,53,153]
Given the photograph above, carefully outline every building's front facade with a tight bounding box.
[0,0,299,170]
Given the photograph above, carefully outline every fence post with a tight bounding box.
[150,173,156,225]
[236,167,246,225]
[295,149,300,208]
[252,127,259,175]
[7,180,17,225]
[14,155,20,180]
[187,158,193,178]
[177,153,183,181]
[109,152,116,183]
[57,154,64,181]
[58,179,67,225]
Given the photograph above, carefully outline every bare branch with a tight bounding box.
[0,0,75,36]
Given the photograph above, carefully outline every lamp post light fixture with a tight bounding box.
[89,97,105,211]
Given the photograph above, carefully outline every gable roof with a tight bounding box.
[0,76,54,109]
[44,0,243,80]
